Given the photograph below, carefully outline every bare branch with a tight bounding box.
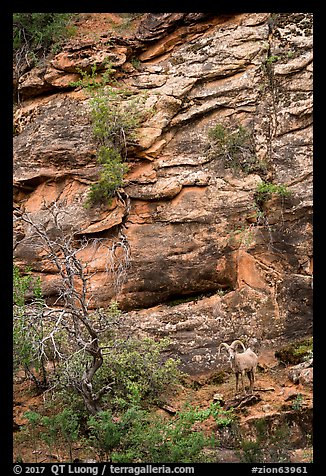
[14,201,129,413]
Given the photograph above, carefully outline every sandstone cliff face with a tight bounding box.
[13,13,313,374]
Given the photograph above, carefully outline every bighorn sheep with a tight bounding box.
[218,340,258,393]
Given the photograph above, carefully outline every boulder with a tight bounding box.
[288,359,313,386]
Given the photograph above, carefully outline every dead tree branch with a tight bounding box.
[14,202,129,414]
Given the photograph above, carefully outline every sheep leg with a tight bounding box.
[246,370,252,392]
[247,370,255,392]
[240,372,245,392]
[251,369,256,391]
[235,372,239,393]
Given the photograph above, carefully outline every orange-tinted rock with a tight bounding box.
[237,250,268,291]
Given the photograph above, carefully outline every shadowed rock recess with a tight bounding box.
[13,13,312,374]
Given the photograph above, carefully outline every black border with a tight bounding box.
[3,2,322,473]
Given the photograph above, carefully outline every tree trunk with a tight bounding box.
[79,349,104,415]
[80,379,103,415]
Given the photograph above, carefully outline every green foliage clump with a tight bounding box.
[291,394,304,411]
[86,146,129,206]
[275,337,313,365]
[265,55,280,64]
[240,439,263,463]
[23,402,229,463]
[130,57,142,70]
[255,181,290,205]
[112,406,209,463]
[13,13,75,102]
[23,411,43,462]
[13,13,75,75]
[76,67,143,207]
[49,333,183,419]
[87,410,122,461]
[208,123,267,174]
[25,409,80,462]
[86,401,231,462]
[69,63,115,92]
[13,265,47,390]
[13,264,33,307]
[90,94,141,154]
[13,13,74,51]
[95,337,183,408]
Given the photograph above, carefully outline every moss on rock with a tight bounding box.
[275,337,313,365]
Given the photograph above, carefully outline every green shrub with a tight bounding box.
[255,181,290,204]
[13,265,48,390]
[24,409,80,462]
[87,410,123,461]
[108,403,220,463]
[13,13,75,102]
[94,337,184,408]
[208,123,267,174]
[208,123,228,144]
[208,123,250,150]
[69,64,147,207]
[48,409,80,461]
[13,13,73,51]
[49,334,184,419]
[13,264,32,306]
[291,394,304,411]
[240,439,263,463]
[23,411,43,463]
[22,397,225,462]
[81,81,142,207]
[275,337,313,365]
[130,57,142,70]
[90,94,141,153]
[13,13,75,75]
[19,337,233,463]
[85,147,129,206]
[69,63,116,92]
[265,55,280,64]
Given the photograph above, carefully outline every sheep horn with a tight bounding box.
[218,342,231,356]
[230,340,246,352]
